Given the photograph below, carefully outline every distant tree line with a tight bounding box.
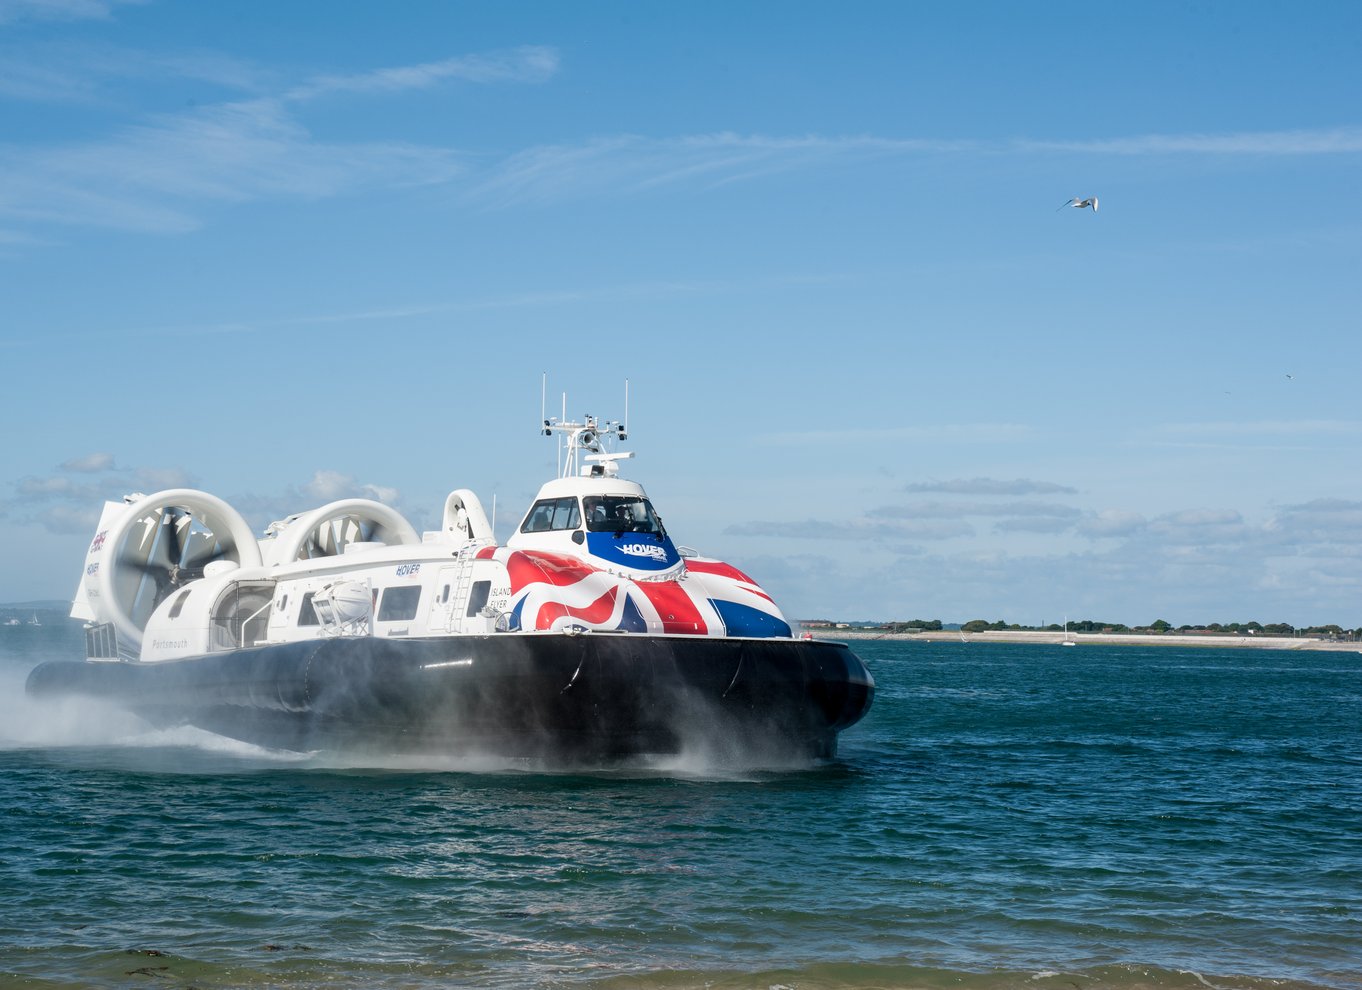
[882,619,943,632]
[874,618,1358,638]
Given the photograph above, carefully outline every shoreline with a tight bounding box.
[811,628,1362,652]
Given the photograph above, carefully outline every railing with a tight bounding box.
[240,600,274,648]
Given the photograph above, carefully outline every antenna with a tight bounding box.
[536,376,634,479]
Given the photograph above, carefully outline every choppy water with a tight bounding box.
[1,622,1359,989]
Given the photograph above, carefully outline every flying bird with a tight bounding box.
[1058,197,1099,212]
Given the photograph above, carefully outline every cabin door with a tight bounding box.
[429,565,466,634]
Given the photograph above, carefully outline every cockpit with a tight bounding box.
[520,494,665,537]
[583,495,664,535]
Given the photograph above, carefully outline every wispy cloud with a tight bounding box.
[1,97,464,232]
[0,42,270,103]
[760,423,1034,446]
[286,46,558,101]
[5,461,406,536]
[1020,126,1362,156]
[0,45,553,237]
[467,132,971,207]
[0,0,144,26]
[467,125,1362,207]
[869,500,1081,521]
[761,492,1362,625]
[226,470,413,533]
[724,518,974,541]
[1154,419,1362,437]
[4,459,197,533]
[1135,419,1362,451]
[4,32,1358,245]
[7,273,843,343]
[905,477,1077,496]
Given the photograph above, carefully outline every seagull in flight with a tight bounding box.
[1058,196,1099,212]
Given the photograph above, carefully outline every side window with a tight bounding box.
[521,497,581,533]
[550,498,580,530]
[522,500,555,533]
[465,580,491,617]
[377,586,421,621]
[297,591,319,626]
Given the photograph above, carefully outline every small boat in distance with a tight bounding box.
[1062,617,1076,646]
[27,400,874,762]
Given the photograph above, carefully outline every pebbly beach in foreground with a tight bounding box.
[814,627,1362,652]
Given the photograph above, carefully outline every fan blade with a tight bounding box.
[182,529,222,570]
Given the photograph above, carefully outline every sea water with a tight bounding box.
[1,623,1358,989]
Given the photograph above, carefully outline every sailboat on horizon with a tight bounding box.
[1062,616,1076,646]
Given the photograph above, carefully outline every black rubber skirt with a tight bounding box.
[26,634,874,761]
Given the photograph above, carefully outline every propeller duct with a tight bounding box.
[95,490,262,652]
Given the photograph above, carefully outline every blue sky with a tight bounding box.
[2,0,1360,626]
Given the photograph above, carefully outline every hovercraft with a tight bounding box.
[26,410,873,761]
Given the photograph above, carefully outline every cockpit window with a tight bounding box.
[583,496,664,534]
[521,496,582,534]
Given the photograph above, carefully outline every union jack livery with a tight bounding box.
[28,399,874,762]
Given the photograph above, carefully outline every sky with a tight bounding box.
[1,0,1360,627]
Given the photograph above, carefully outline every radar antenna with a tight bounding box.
[539,376,633,479]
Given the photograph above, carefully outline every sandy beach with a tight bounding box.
[812,628,1362,652]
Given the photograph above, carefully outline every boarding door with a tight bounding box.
[429,565,466,633]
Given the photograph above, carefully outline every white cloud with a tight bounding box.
[300,470,399,506]
[1265,498,1362,543]
[1076,510,1147,538]
[60,452,115,472]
